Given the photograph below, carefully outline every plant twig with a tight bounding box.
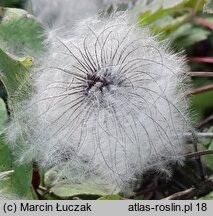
[192,138,206,180]
[163,177,213,200]
[129,185,167,199]
[185,150,213,159]
[186,132,206,180]
[184,132,213,138]
[163,188,194,200]
[186,84,213,96]
[188,72,213,77]
[198,115,213,129]
[193,17,213,31]
[188,57,213,63]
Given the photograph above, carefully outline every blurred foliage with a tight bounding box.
[138,0,213,123]
[0,0,26,8]
[139,0,207,37]
[0,0,212,200]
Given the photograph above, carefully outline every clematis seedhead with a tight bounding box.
[6,13,192,193]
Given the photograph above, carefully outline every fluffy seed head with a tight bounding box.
[7,13,192,192]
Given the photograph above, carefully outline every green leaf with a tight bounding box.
[199,191,213,200]
[0,135,11,172]
[169,24,211,47]
[139,0,208,37]
[202,126,213,168]
[50,183,106,200]
[190,90,213,120]
[0,48,32,198]
[203,154,213,168]
[169,23,192,40]
[139,0,207,26]
[185,0,208,11]
[0,101,32,198]
[202,141,213,168]
[151,14,189,34]
[0,48,30,106]
[0,7,45,56]
[139,6,184,26]
[0,35,33,198]
[145,0,186,10]
[201,127,213,148]
[209,139,213,150]
[0,98,7,133]
[44,165,60,189]
[45,165,117,199]
[11,163,32,198]
[0,135,32,198]
[98,194,123,200]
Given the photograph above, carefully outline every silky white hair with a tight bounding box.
[6,13,192,193]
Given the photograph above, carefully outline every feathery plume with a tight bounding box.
[6,13,192,193]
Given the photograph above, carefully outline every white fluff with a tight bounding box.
[26,0,134,29]
[7,13,192,193]
[26,0,108,31]
[26,0,183,34]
